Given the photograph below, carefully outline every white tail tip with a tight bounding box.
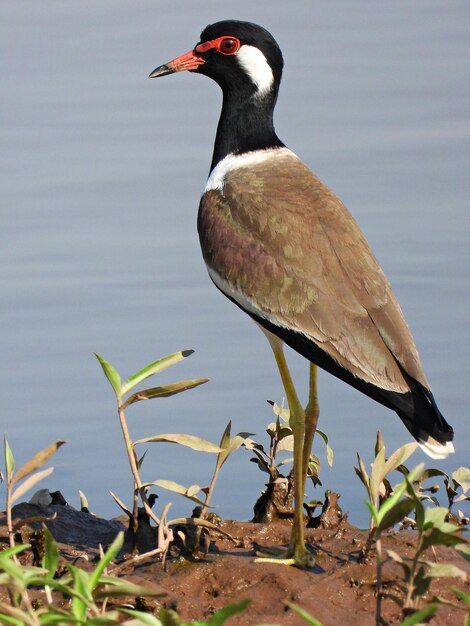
[418,438,455,460]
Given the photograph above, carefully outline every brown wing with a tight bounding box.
[198,148,429,393]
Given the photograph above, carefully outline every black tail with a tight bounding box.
[242,308,454,457]
[396,375,454,458]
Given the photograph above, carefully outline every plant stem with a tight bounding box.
[375,535,383,626]
[117,403,162,547]
[403,543,422,612]
[117,403,141,540]
[5,483,15,550]
[200,467,218,521]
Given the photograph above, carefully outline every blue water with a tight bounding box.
[1,1,469,527]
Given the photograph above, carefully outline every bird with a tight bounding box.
[149,20,454,566]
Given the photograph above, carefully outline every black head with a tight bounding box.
[150,20,283,100]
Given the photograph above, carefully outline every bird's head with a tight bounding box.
[150,20,283,100]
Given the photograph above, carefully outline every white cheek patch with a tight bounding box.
[236,44,274,96]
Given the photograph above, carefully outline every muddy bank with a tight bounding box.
[1,503,468,625]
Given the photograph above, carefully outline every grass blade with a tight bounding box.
[42,525,58,576]
[89,532,124,592]
[399,606,437,626]
[118,609,163,625]
[287,602,324,625]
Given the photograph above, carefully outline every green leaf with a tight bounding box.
[375,431,385,457]
[149,480,208,507]
[398,605,438,626]
[250,453,271,474]
[0,608,27,626]
[137,449,148,471]
[79,490,90,512]
[11,440,66,486]
[452,467,470,493]
[287,602,324,625]
[376,468,415,526]
[270,400,290,422]
[427,563,467,581]
[120,350,194,397]
[377,498,415,532]
[203,600,250,625]
[383,442,417,478]
[4,437,14,482]
[0,543,30,561]
[134,433,221,453]
[94,353,122,399]
[369,445,386,506]
[69,564,92,620]
[364,499,379,525]
[11,467,54,505]
[277,434,294,453]
[109,491,132,518]
[354,453,370,491]
[89,532,124,592]
[404,473,425,529]
[421,467,448,481]
[452,587,470,607]
[316,430,334,467]
[215,422,253,472]
[421,528,466,552]
[423,506,454,531]
[42,525,58,576]
[123,378,209,407]
[118,609,164,625]
[95,576,166,599]
[38,615,83,625]
[455,543,470,562]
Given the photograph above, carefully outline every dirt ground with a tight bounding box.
[1,502,469,626]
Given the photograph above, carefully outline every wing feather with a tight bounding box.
[198,148,429,393]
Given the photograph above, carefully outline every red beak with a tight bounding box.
[149,49,205,78]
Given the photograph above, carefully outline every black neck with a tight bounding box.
[210,87,284,171]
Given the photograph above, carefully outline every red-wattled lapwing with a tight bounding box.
[150,20,454,566]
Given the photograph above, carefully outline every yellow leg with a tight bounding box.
[259,327,314,567]
[302,363,320,494]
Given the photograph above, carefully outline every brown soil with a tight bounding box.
[1,503,469,625]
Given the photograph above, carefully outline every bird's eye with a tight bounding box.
[218,37,240,55]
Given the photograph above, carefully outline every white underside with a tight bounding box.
[207,265,292,333]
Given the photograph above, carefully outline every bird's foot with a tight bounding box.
[253,544,315,569]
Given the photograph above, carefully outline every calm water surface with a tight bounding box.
[1,1,469,526]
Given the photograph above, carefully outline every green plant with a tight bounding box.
[0,529,164,625]
[386,475,468,619]
[286,602,439,626]
[249,401,333,484]
[95,351,238,562]
[357,434,469,625]
[396,465,470,525]
[2,437,66,551]
[121,599,251,625]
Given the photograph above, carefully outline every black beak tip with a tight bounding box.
[149,64,174,79]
